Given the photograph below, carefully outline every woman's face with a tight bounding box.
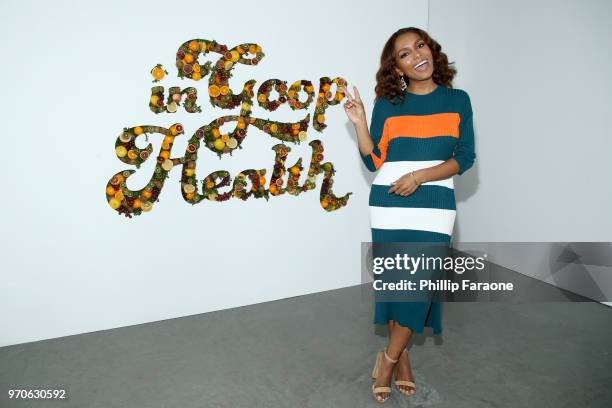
[393,31,434,81]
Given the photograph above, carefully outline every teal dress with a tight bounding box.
[361,85,476,334]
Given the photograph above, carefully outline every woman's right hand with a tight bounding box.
[340,85,367,127]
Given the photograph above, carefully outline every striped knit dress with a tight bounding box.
[361,85,476,334]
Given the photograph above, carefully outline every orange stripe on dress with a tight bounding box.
[386,112,460,140]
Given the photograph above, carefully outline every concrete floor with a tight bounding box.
[1,284,611,408]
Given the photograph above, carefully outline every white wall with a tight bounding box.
[5,0,609,348]
[0,0,429,346]
[429,0,612,305]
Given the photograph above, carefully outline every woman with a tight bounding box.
[341,27,476,403]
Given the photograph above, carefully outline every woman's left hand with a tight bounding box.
[388,172,420,196]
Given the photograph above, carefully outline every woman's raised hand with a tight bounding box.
[340,85,366,126]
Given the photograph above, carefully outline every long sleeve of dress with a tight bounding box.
[453,91,476,175]
[361,98,389,172]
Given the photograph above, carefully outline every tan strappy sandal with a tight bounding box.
[371,349,398,403]
[393,349,417,396]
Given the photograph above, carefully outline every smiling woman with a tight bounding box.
[340,26,476,403]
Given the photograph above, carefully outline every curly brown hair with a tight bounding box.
[375,27,456,104]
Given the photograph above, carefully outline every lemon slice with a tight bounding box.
[226,137,238,148]
[161,159,174,171]
[108,198,121,209]
[119,132,132,143]
[167,102,178,113]
[298,131,308,141]
[141,201,153,212]
[183,183,196,194]
[115,146,127,157]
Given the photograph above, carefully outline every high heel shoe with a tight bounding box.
[371,349,398,403]
[393,349,416,396]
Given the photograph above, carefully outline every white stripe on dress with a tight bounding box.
[369,206,456,235]
[373,160,454,189]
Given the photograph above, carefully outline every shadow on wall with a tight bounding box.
[549,242,612,303]
[343,120,377,186]
[452,151,478,243]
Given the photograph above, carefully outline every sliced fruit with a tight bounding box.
[209,85,220,97]
[167,102,178,113]
[115,146,127,157]
[151,66,165,80]
[213,139,225,150]
[161,159,173,171]
[183,183,196,194]
[108,198,121,209]
[188,41,200,52]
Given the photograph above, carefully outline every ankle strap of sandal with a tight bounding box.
[383,349,399,363]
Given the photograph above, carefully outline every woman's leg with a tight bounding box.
[386,320,413,360]
[387,320,416,395]
[373,320,414,401]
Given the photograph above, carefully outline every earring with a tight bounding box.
[399,74,407,91]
